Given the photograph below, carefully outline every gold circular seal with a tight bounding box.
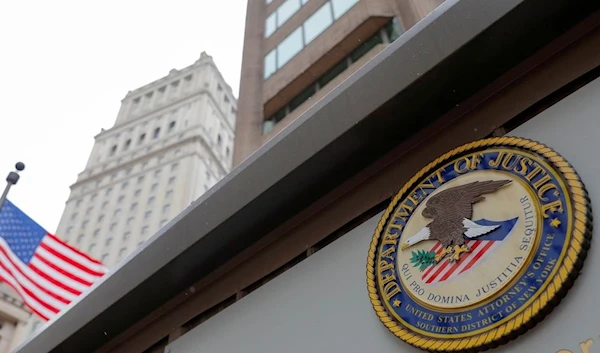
[366,137,592,352]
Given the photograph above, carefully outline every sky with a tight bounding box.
[0,0,248,233]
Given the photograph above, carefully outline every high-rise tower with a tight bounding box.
[25,51,236,335]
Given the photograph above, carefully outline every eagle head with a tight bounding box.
[400,226,431,250]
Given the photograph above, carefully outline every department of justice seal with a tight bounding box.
[366,137,592,352]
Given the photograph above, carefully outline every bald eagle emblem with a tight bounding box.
[400,180,512,264]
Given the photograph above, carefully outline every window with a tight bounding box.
[277,27,303,68]
[217,134,222,146]
[166,190,173,199]
[171,80,180,88]
[331,0,359,19]
[82,220,89,229]
[264,18,394,134]
[124,139,131,150]
[105,237,113,246]
[77,234,84,244]
[184,74,193,82]
[163,204,170,214]
[151,183,158,191]
[171,163,178,172]
[121,181,128,190]
[154,169,161,178]
[119,248,127,257]
[168,177,176,185]
[142,226,149,235]
[75,199,82,207]
[145,210,152,219]
[148,197,155,205]
[106,188,112,197]
[158,86,166,93]
[102,201,109,208]
[384,17,404,42]
[114,209,122,217]
[89,243,96,252]
[224,95,230,103]
[67,226,73,235]
[91,193,97,201]
[304,2,333,44]
[124,232,130,240]
[109,223,117,231]
[85,207,93,215]
[71,212,78,220]
[277,0,301,26]
[93,229,100,237]
[264,50,277,79]
[160,219,168,228]
[226,147,230,156]
[110,145,117,156]
[97,214,104,222]
[168,121,176,132]
[265,12,276,37]
[102,253,108,262]
[137,176,144,184]
[134,189,141,197]
[153,128,160,139]
[130,203,138,211]
[118,195,125,203]
[139,133,146,144]
[264,0,363,80]
[127,217,134,225]
[217,84,223,92]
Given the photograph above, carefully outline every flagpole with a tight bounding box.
[0,162,25,211]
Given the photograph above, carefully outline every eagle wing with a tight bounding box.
[427,179,511,219]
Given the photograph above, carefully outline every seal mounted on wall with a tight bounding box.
[366,137,592,352]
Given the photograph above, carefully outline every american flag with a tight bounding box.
[0,200,107,320]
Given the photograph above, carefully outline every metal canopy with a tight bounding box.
[14,0,600,352]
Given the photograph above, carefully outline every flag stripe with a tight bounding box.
[35,247,96,285]
[29,256,85,295]
[459,240,496,274]
[38,242,105,278]
[45,234,103,265]
[42,236,106,274]
[438,241,483,282]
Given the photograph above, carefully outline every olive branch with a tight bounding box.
[409,249,437,271]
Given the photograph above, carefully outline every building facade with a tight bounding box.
[233,0,444,165]
[0,283,31,353]
[13,1,600,353]
[24,51,237,336]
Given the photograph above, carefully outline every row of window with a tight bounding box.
[265,0,310,38]
[131,74,194,105]
[109,121,177,157]
[71,164,179,223]
[264,0,360,79]
[263,19,403,134]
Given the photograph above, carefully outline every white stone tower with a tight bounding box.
[25,51,236,336]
